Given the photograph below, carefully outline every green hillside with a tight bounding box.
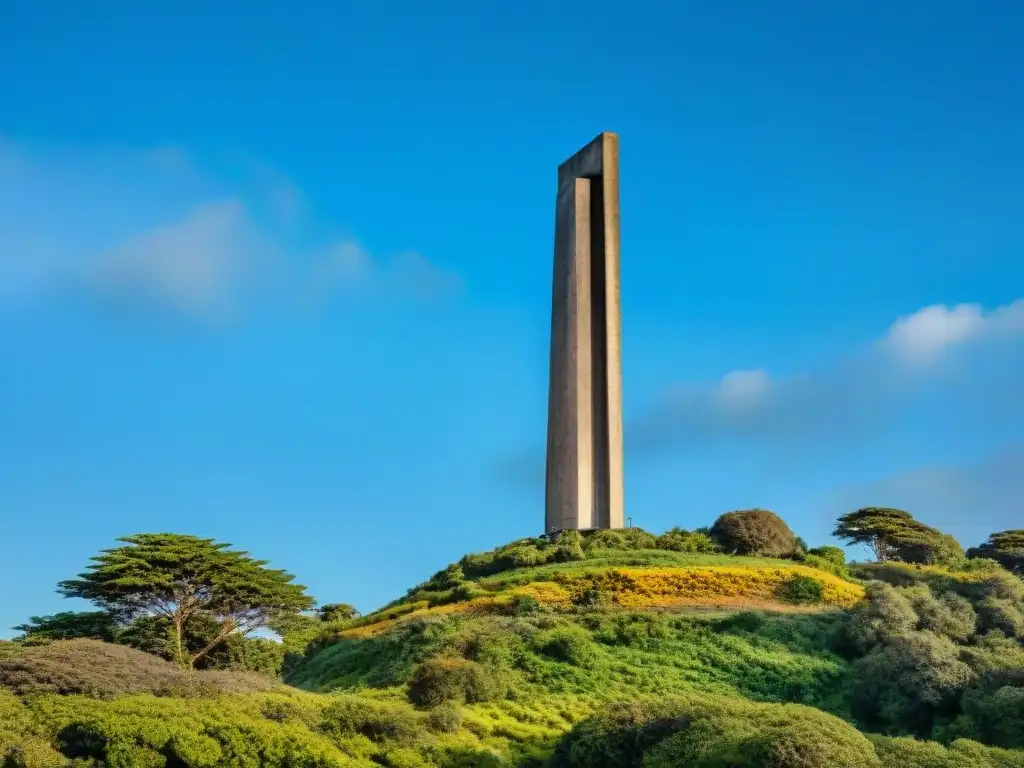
[5,512,1024,767]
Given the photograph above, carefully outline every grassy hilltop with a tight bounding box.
[5,513,1024,767]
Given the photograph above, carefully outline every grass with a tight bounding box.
[472,549,802,590]
[7,538,1024,766]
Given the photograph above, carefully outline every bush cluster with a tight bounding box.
[838,567,1024,746]
[0,639,275,700]
[407,658,508,708]
[552,695,1024,768]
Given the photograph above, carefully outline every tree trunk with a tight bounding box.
[189,619,237,668]
[172,614,189,669]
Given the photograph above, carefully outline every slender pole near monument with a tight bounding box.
[544,133,624,533]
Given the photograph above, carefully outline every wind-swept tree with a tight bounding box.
[833,508,961,564]
[58,533,314,668]
[967,530,1024,573]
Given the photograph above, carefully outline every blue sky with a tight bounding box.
[2,1,1022,635]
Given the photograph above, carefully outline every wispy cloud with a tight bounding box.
[82,200,268,324]
[0,139,460,325]
[880,300,1024,365]
[629,298,1024,455]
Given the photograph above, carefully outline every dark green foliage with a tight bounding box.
[850,631,976,736]
[444,617,529,668]
[287,616,455,691]
[12,612,118,645]
[407,658,508,708]
[901,586,977,643]
[968,531,1024,574]
[531,626,595,666]
[589,613,670,649]
[425,702,463,734]
[57,533,314,668]
[315,603,359,623]
[777,575,825,605]
[977,597,1024,639]
[115,612,285,677]
[834,508,963,565]
[869,735,1024,768]
[709,509,799,557]
[319,694,423,744]
[655,527,719,553]
[845,582,919,653]
[423,526,722,588]
[552,696,881,768]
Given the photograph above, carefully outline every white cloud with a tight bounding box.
[882,299,1024,364]
[629,298,1024,455]
[310,242,462,304]
[0,140,460,325]
[84,200,269,323]
[718,369,771,410]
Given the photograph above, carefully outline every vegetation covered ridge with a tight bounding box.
[6,507,1024,766]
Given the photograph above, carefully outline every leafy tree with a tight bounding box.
[12,611,117,644]
[58,533,313,668]
[834,508,962,564]
[316,603,359,623]
[834,508,916,561]
[709,509,798,557]
[968,530,1024,573]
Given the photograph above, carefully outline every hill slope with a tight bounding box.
[5,531,1024,767]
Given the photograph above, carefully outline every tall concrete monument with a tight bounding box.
[545,132,624,533]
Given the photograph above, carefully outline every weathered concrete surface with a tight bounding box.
[545,132,624,533]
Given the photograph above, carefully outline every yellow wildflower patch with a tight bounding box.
[540,566,863,609]
[341,564,863,638]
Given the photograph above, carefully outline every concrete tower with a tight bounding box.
[544,132,624,533]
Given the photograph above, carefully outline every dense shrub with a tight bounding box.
[319,694,423,745]
[36,694,348,767]
[425,702,463,734]
[901,586,977,643]
[845,582,919,654]
[286,616,455,691]
[552,696,881,768]
[808,546,846,567]
[444,618,529,668]
[710,509,798,557]
[407,658,507,708]
[0,639,274,699]
[851,631,976,736]
[777,575,825,605]
[531,626,596,666]
[656,527,719,553]
[0,690,66,768]
[870,734,1024,768]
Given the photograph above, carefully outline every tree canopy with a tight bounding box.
[13,611,117,645]
[57,533,313,668]
[833,507,962,564]
[968,531,1024,573]
[709,509,798,558]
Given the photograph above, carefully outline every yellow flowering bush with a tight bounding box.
[536,566,864,609]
